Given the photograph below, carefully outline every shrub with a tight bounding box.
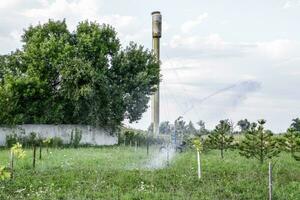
[0,166,11,181]
[50,136,63,148]
[5,133,18,148]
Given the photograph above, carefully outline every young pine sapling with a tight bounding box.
[208,120,234,159]
[10,142,26,179]
[239,120,280,164]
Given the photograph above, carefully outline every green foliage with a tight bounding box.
[69,128,82,148]
[123,130,135,145]
[159,121,172,135]
[11,142,26,159]
[207,120,234,159]
[239,120,280,164]
[0,166,10,181]
[192,138,203,152]
[5,133,18,148]
[290,118,300,132]
[237,119,251,133]
[186,121,197,135]
[281,128,300,161]
[119,129,165,146]
[196,120,210,136]
[50,137,64,148]
[0,20,159,130]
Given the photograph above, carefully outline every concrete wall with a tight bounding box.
[0,124,118,146]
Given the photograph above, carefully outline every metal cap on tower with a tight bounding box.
[151,11,162,38]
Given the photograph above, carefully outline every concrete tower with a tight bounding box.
[151,11,162,136]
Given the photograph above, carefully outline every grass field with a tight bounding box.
[0,146,300,200]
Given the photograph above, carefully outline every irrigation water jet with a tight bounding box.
[144,144,176,169]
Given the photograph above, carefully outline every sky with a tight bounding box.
[0,0,300,132]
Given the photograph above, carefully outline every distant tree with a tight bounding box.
[196,120,209,136]
[175,116,187,136]
[239,120,280,164]
[282,128,300,161]
[159,121,172,134]
[208,120,234,159]
[147,123,153,134]
[186,121,197,135]
[237,119,251,133]
[290,118,300,132]
[124,130,135,146]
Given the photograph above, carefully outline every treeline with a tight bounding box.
[0,20,159,130]
[147,117,300,163]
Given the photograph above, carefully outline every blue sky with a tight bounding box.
[1,0,300,132]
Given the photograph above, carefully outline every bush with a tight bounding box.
[5,133,18,148]
[50,137,63,148]
[119,129,166,146]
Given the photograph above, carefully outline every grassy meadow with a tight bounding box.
[0,146,299,200]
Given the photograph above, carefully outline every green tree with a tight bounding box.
[175,116,187,136]
[282,128,300,161]
[237,119,251,133]
[0,20,159,130]
[208,120,234,159]
[290,118,300,132]
[239,120,280,164]
[186,121,197,135]
[159,121,171,134]
[196,120,209,136]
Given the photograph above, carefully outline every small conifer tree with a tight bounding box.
[239,119,280,164]
[282,128,300,161]
[208,120,234,159]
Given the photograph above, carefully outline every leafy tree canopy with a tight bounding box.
[0,20,160,131]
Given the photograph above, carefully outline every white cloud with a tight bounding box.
[20,0,138,44]
[170,33,225,50]
[180,13,208,33]
[102,15,136,29]
[283,1,292,9]
[168,33,255,57]
[169,33,299,60]
[283,0,300,9]
[22,0,102,30]
[255,39,297,60]
[0,0,22,9]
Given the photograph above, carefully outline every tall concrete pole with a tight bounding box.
[151,11,162,136]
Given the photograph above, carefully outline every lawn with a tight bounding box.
[0,146,299,200]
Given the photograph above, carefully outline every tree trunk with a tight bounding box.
[39,145,42,160]
[147,140,149,156]
[221,148,224,159]
[33,145,36,169]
